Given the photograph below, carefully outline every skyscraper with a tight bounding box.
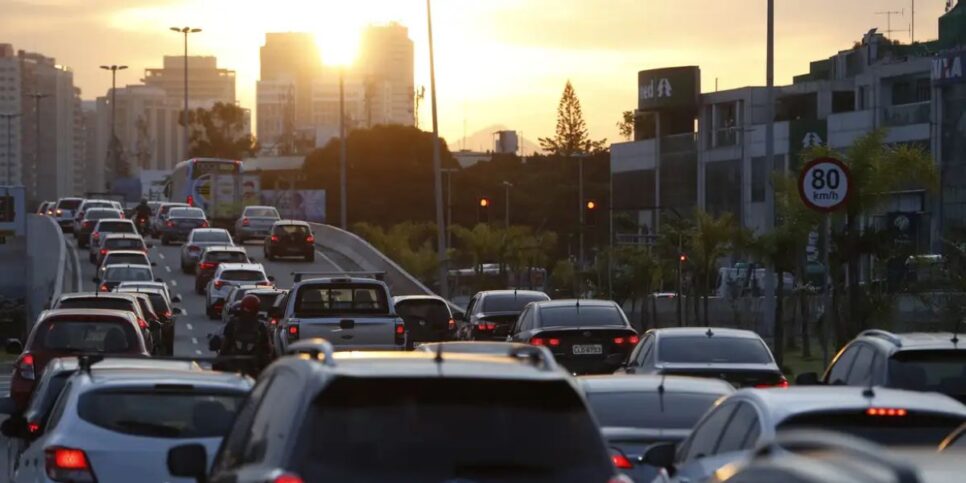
[142,56,236,106]
[358,22,415,127]
[258,33,322,152]
[0,44,22,186]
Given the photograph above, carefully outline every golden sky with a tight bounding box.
[1,0,948,149]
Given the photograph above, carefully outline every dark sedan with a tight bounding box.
[458,289,550,341]
[394,295,457,348]
[159,207,209,244]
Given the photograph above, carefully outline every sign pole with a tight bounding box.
[822,213,831,367]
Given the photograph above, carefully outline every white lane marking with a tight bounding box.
[164,266,171,273]
[194,350,202,355]
[186,323,193,331]
[170,280,178,286]
[315,250,344,271]
[191,337,198,344]
[158,252,165,260]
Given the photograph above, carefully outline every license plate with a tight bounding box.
[572,344,602,355]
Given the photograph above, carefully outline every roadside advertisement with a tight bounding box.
[638,66,700,111]
[261,189,326,223]
[210,173,239,220]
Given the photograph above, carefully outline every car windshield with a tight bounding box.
[396,299,450,324]
[85,210,121,220]
[34,319,138,352]
[98,221,135,233]
[481,293,549,313]
[585,391,721,429]
[253,292,279,311]
[170,208,205,219]
[57,298,135,313]
[221,270,264,282]
[104,254,148,265]
[78,390,244,439]
[658,336,773,364]
[192,231,231,243]
[245,208,279,218]
[888,350,966,400]
[205,251,248,263]
[105,239,144,250]
[160,204,187,216]
[83,202,112,210]
[294,284,389,316]
[290,378,611,483]
[105,267,153,281]
[275,225,309,236]
[778,410,965,446]
[58,199,82,210]
[538,306,624,328]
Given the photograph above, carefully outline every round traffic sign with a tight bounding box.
[798,157,850,212]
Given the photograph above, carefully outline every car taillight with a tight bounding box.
[628,335,640,344]
[242,217,250,226]
[755,377,790,389]
[82,220,92,228]
[186,195,194,206]
[530,337,560,347]
[200,221,209,228]
[611,452,634,470]
[395,324,405,335]
[448,318,456,330]
[270,235,280,243]
[16,353,35,381]
[45,447,95,483]
[200,262,216,270]
[866,407,907,417]
[274,474,304,483]
[214,280,225,289]
[27,422,41,434]
[188,245,200,252]
[136,318,148,329]
[270,318,278,326]
[92,232,100,241]
[99,283,110,292]
[166,221,175,227]
[395,319,405,345]
[287,323,300,341]
[100,249,107,255]
[305,235,315,243]
[162,310,172,318]
[475,322,496,332]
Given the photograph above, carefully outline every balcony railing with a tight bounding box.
[661,132,697,154]
[883,101,930,127]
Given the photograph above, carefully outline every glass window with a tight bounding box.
[33,319,138,353]
[98,221,135,233]
[294,284,389,316]
[827,346,860,384]
[481,293,549,313]
[192,231,232,243]
[213,372,274,472]
[245,208,279,218]
[205,251,249,263]
[396,299,451,326]
[56,298,135,313]
[105,238,145,250]
[537,306,625,328]
[888,350,966,397]
[657,337,773,364]
[680,403,736,462]
[221,270,265,282]
[105,267,153,281]
[846,346,874,386]
[78,390,243,438]
[275,225,309,236]
[103,254,149,266]
[715,403,761,453]
[585,391,721,429]
[45,381,73,431]
[170,208,205,219]
[244,369,299,464]
[57,199,82,210]
[84,209,122,220]
[778,411,964,446]
[632,335,654,367]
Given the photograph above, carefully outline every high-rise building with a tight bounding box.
[256,77,296,152]
[0,44,22,186]
[358,23,415,127]
[71,87,86,196]
[259,32,321,135]
[142,56,236,106]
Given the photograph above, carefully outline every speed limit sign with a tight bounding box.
[798,157,850,212]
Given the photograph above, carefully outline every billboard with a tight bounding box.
[638,66,700,111]
[261,189,326,223]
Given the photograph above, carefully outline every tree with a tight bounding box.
[689,210,738,326]
[539,81,607,156]
[182,102,258,160]
[617,110,634,141]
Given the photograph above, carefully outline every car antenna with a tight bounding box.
[434,341,444,364]
[862,374,876,399]
[657,373,666,413]
[705,327,714,337]
[952,317,961,346]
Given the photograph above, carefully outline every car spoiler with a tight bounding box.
[292,271,386,283]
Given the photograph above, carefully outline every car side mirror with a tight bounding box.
[208,335,223,352]
[0,414,27,439]
[172,295,183,303]
[167,443,208,482]
[795,372,821,386]
[640,442,676,469]
[5,338,23,355]
[155,278,163,283]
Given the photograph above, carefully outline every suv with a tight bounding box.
[459,290,551,340]
[166,340,624,483]
[88,219,138,263]
[264,220,315,261]
[151,202,189,238]
[797,330,966,403]
[234,205,280,242]
[205,263,273,318]
[74,207,123,247]
[195,246,250,294]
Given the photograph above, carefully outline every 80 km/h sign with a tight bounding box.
[798,157,850,212]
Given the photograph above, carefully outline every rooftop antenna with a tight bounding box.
[705,327,714,337]
[875,9,905,41]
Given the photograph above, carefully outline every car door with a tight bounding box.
[845,344,875,387]
[824,343,861,385]
[625,335,654,374]
[671,402,738,483]
[696,402,763,478]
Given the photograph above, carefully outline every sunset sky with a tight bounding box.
[2,0,948,149]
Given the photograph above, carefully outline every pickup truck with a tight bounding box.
[271,274,405,354]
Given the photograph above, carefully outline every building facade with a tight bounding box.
[142,56,236,106]
[357,23,415,127]
[0,44,21,186]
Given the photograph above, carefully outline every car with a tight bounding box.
[234,205,280,242]
[459,289,551,340]
[166,340,624,483]
[87,219,138,263]
[509,299,639,374]
[393,295,457,348]
[125,292,167,354]
[180,228,234,274]
[271,276,404,354]
[94,263,159,292]
[205,263,273,319]
[263,219,315,261]
[579,375,735,483]
[218,284,260,322]
[52,197,84,231]
[94,233,149,266]
[151,202,189,238]
[194,246,250,294]
[72,198,119,230]
[116,281,176,303]
[116,286,184,355]
[620,327,787,388]
[97,249,153,273]
[51,292,156,350]
[4,309,151,410]
[73,207,123,247]
[796,330,966,403]
[160,206,209,245]
[36,201,52,215]
[415,340,535,355]
[641,386,966,483]
[6,360,252,483]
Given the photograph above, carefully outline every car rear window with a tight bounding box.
[85,209,121,220]
[538,306,624,328]
[294,284,389,316]
[585,391,721,429]
[192,231,231,243]
[146,294,170,314]
[26,371,73,422]
[245,208,279,218]
[205,251,248,263]
[98,221,135,233]
[658,336,773,364]
[57,298,135,313]
[104,254,148,266]
[275,225,309,236]
[778,410,965,446]
[160,204,187,216]
[105,267,153,281]
[34,319,138,352]
[291,378,612,483]
[396,299,450,323]
[481,293,549,313]
[253,293,280,311]
[105,239,144,250]
[77,390,244,439]
[889,350,966,399]
[170,208,205,219]
[57,199,82,210]
[221,270,264,282]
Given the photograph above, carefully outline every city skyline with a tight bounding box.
[1,0,949,148]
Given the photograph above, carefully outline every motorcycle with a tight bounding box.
[135,214,150,236]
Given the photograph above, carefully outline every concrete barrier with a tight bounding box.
[25,215,66,326]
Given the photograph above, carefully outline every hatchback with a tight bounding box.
[180,228,234,273]
[234,205,280,242]
[95,263,159,292]
[160,207,209,244]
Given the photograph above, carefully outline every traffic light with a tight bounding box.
[584,199,599,226]
[478,196,491,223]
[679,253,688,263]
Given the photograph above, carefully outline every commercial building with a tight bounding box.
[357,22,415,127]
[610,6,966,283]
[0,44,21,186]
[142,56,236,106]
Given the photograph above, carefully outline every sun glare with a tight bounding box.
[315,26,360,67]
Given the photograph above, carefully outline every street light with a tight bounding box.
[426,0,448,298]
[170,26,202,160]
[441,168,458,247]
[99,65,128,139]
[0,113,21,184]
[339,67,347,229]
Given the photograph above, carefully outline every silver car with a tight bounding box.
[233,205,280,243]
[180,228,234,274]
[6,363,251,483]
[205,263,273,319]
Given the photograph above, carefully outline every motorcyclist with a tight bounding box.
[214,294,271,377]
[133,198,152,233]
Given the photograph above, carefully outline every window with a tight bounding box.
[536,306,625,328]
[221,270,265,282]
[294,284,389,316]
[244,368,299,464]
[657,337,773,364]
[585,391,723,430]
[34,319,138,353]
[213,372,275,472]
[57,298,135,313]
[105,267,153,282]
[715,403,761,453]
[104,254,149,266]
[274,225,309,236]
[888,350,966,396]
[778,410,964,446]
[245,207,279,218]
[633,335,655,367]
[105,239,145,250]
[827,345,859,384]
[481,293,550,313]
[514,307,533,333]
[98,221,135,233]
[170,208,205,219]
[78,390,244,438]
[846,346,874,386]
[205,251,249,263]
[45,381,73,431]
[680,403,736,462]
[191,231,232,243]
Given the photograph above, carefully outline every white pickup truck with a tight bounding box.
[272,273,406,354]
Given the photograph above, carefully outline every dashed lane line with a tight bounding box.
[170,280,178,287]
[194,350,202,355]
[191,337,198,345]
[186,323,193,331]
[158,252,165,260]
[164,266,171,273]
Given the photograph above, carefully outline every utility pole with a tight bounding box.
[170,26,201,159]
[441,168,457,248]
[1,113,21,184]
[427,0,448,299]
[502,181,513,229]
[99,65,128,140]
[339,67,347,229]
[578,154,586,269]
[29,93,49,197]
[762,0,777,336]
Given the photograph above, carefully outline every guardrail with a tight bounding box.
[25,214,66,327]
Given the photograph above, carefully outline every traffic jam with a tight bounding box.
[2,193,964,483]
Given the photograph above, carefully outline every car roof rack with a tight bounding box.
[286,338,336,366]
[292,271,386,283]
[507,345,558,372]
[857,329,902,347]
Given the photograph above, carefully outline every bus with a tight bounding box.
[167,158,260,228]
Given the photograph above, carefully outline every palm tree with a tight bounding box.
[689,210,738,325]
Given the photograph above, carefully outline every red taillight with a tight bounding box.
[27,422,40,434]
[448,318,456,330]
[395,324,405,335]
[186,195,194,206]
[166,220,175,227]
[17,353,35,381]
[136,318,147,329]
[82,220,92,228]
[92,232,100,241]
[100,249,107,255]
[476,322,496,332]
[200,221,209,228]
[274,474,304,483]
[614,337,625,345]
[287,324,300,341]
[628,335,640,344]
[755,377,790,389]
[305,235,315,243]
[99,283,110,292]
[611,452,634,470]
[270,235,280,243]
[214,280,225,289]
[199,262,216,270]
[45,447,94,483]
[242,217,250,226]
[530,337,545,346]
[270,318,278,326]
[531,337,560,347]
[188,245,200,252]
[162,310,172,318]
[866,407,907,417]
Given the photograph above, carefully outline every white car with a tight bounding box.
[97,250,154,274]
[180,228,234,274]
[116,281,176,304]
[71,199,118,233]
[4,362,251,483]
[205,263,273,319]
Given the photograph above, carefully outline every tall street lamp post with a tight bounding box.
[427,0,448,298]
[441,168,457,248]
[0,113,21,184]
[99,65,128,139]
[502,181,513,229]
[762,0,777,335]
[170,26,201,159]
[339,67,348,229]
